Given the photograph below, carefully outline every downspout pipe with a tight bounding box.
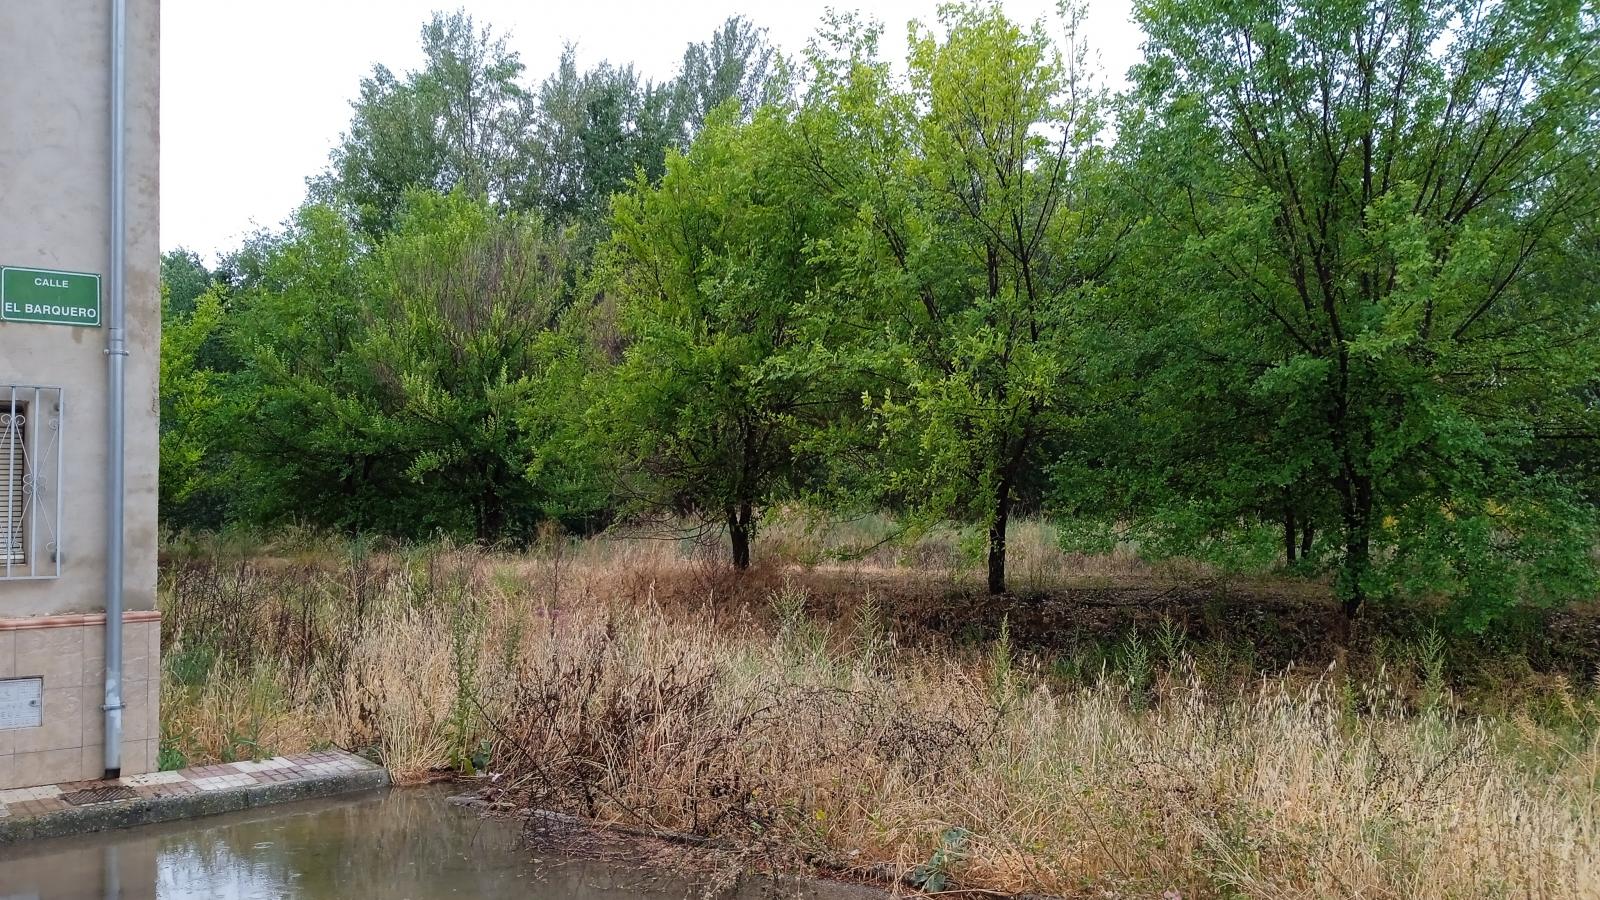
[103,0,128,780]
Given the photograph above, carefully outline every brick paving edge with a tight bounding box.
[0,766,391,844]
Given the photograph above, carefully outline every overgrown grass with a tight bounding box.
[158,539,1600,898]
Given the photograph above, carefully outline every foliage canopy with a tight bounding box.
[160,0,1600,627]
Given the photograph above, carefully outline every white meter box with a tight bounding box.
[0,676,44,730]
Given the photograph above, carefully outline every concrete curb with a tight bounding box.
[0,766,390,844]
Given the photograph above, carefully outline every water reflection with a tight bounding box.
[0,787,867,900]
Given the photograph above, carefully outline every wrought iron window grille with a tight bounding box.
[0,384,64,580]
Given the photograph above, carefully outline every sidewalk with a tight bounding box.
[0,749,388,843]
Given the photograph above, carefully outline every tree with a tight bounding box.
[313,11,790,240]
[1122,0,1600,624]
[315,10,530,237]
[211,194,602,540]
[160,248,213,318]
[526,48,678,223]
[360,193,600,540]
[598,105,844,568]
[674,16,785,139]
[158,283,226,529]
[212,204,402,530]
[801,3,1120,594]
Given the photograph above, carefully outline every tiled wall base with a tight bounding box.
[0,612,161,788]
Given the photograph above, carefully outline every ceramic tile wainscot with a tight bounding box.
[0,612,163,788]
[0,750,390,843]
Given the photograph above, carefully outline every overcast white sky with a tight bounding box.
[161,0,1143,259]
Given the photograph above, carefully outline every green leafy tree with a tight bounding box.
[802,3,1120,594]
[316,62,449,238]
[674,16,786,139]
[158,284,226,529]
[359,193,601,540]
[314,11,789,239]
[213,204,401,529]
[315,10,530,237]
[1121,0,1600,624]
[598,106,844,567]
[215,195,601,539]
[160,248,214,317]
[526,49,678,223]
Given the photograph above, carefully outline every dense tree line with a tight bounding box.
[161,0,1600,627]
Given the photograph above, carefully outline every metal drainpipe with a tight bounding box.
[103,0,128,780]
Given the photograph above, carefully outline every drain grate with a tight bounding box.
[60,785,139,806]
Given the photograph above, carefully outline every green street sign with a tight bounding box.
[1,266,101,327]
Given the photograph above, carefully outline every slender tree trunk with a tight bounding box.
[475,456,506,543]
[1336,475,1373,622]
[1300,521,1314,560]
[1341,529,1370,620]
[476,486,500,543]
[727,500,753,570]
[987,480,1012,595]
[1283,500,1298,565]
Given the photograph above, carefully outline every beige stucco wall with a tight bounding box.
[0,0,160,618]
[0,1,161,788]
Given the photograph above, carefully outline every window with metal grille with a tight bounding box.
[0,385,63,579]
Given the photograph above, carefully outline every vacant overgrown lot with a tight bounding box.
[157,531,1600,898]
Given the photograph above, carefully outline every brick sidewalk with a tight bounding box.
[0,750,387,841]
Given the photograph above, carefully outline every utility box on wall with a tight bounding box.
[0,0,161,789]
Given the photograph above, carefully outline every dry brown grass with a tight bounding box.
[749,512,1178,588]
[158,540,1600,899]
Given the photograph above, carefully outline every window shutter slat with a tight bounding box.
[1,406,23,563]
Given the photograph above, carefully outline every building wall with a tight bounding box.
[0,0,161,787]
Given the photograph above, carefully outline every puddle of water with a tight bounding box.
[0,786,874,900]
